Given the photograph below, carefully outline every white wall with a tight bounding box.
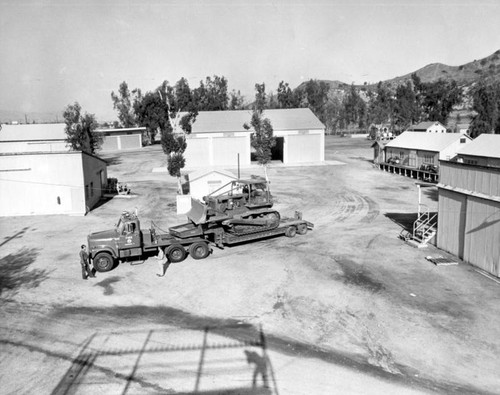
[190,172,237,201]
[0,153,86,216]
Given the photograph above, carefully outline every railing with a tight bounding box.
[413,210,438,244]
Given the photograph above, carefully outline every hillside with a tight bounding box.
[384,49,500,88]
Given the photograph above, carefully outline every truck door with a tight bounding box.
[118,221,142,250]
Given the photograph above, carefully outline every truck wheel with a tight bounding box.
[189,242,210,260]
[297,224,308,235]
[93,252,115,272]
[285,226,297,238]
[166,245,186,263]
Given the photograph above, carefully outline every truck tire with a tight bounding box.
[285,226,297,238]
[189,242,210,260]
[93,252,115,272]
[166,245,186,263]
[297,223,308,235]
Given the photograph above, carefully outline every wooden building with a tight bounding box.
[437,134,500,277]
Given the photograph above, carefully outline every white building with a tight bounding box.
[184,108,325,168]
[95,127,145,151]
[0,123,107,216]
[188,169,237,201]
[408,121,447,133]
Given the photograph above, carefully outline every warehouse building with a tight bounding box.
[0,123,107,216]
[184,108,325,168]
[437,134,500,278]
[95,127,145,151]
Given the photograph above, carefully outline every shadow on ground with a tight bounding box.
[384,212,419,233]
[40,305,496,395]
[0,247,48,296]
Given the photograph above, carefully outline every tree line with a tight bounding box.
[63,73,500,163]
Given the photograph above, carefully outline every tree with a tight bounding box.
[111,81,138,127]
[367,82,394,126]
[339,84,367,129]
[133,89,169,144]
[192,75,229,111]
[159,80,198,194]
[63,102,101,154]
[469,81,500,137]
[254,83,267,112]
[393,81,421,132]
[244,85,276,181]
[277,81,298,108]
[229,90,245,110]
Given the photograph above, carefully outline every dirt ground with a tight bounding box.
[1,136,499,395]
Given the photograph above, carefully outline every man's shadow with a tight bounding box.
[244,350,269,389]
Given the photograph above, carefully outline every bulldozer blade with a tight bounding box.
[187,198,208,225]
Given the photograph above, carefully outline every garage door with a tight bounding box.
[100,136,119,151]
[212,136,247,166]
[119,134,141,150]
[436,189,466,258]
[185,137,210,167]
[286,134,321,163]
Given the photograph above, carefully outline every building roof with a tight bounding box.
[189,169,237,182]
[409,121,444,131]
[190,108,325,134]
[95,127,146,134]
[456,134,500,159]
[0,123,66,142]
[385,131,469,152]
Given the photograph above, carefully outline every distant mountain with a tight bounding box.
[382,49,500,88]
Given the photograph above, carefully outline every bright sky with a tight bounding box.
[1,0,499,121]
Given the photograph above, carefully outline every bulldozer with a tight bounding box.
[187,177,281,235]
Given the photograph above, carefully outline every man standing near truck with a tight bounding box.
[79,245,95,280]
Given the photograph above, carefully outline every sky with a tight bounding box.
[1,0,500,122]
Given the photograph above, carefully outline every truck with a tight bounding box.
[87,177,314,272]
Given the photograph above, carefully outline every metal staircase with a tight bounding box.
[412,210,437,246]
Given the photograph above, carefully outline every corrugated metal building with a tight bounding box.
[0,123,107,216]
[95,127,145,151]
[385,131,471,168]
[437,134,500,277]
[184,108,325,168]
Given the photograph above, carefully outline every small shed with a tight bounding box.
[95,127,145,151]
[188,169,237,201]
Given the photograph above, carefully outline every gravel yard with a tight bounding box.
[1,136,499,395]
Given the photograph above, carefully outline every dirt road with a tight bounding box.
[1,136,499,394]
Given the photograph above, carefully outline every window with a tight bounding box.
[460,138,466,143]
[423,154,434,164]
[85,185,89,200]
[90,182,94,197]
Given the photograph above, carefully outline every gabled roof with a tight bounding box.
[385,131,470,152]
[409,121,445,131]
[190,108,325,134]
[188,169,237,182]
[0,123,66,142]
[456,134,500,159]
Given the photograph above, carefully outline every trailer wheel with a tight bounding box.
[166,245,187,263]
[93,252,115,272]
[297,224,308,235]
[189,242,210,260]
[285,226,297,238]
